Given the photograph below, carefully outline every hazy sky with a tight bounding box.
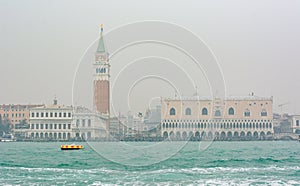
[1,0,300,114]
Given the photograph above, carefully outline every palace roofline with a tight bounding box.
[162,95,273,101]
[31,104,73,110]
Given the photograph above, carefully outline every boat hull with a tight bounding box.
[60,145,83,150]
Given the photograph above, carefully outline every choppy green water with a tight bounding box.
[0,141,300,185]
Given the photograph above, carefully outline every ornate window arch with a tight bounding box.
[185,108,191,115]
[228,107,234,115]
[215,110,221,117]
[202,108,208,115]
[170,108,176,115]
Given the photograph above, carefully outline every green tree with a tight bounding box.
[0,117,11,134]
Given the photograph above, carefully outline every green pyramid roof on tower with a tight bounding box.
[97,26,105,52]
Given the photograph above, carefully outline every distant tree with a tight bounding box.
[0,114,3,136]
[0,118,11,133]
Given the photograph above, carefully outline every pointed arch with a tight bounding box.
[170,108,176,115]
[215,110,221,117]
[228,107,234,115]
[202,108,208,115]
[185,108,191,115]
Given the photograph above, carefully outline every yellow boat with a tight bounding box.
[61,144,84,150]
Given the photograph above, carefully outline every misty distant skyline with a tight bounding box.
[1,0,300,114]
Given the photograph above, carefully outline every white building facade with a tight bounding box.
[290,115,300,134]
[74,106,107,140]
[27,103,73,140]
[26,101,107,141]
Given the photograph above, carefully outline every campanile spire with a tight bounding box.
[97,24,106,53]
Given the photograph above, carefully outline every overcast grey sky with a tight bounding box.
[0,0,300,114]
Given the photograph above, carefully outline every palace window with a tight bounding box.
[63,113,66,117]
[215,110,221,117]
[244,109,250,117]
[202,108,208,115]
[228,107,234,115]
[296,120,299,126]
[185,108,191,115]
[50,112,53,117]
[68,113,71,117]
[170,108,176,115]
[31,124,34,129]
[261,109,267,117]
[31,112,34,117]
[87,132,91,139]
[46,112,48,117]
[82,119,85,127]
[41,112,44,117]
[88,119,91,127]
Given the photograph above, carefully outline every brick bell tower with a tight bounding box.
[93,24,110,131]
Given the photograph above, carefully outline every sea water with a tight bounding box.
[0,141,299,185]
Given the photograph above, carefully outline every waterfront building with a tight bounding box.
[0,104,43,126]
[123,112,144,139]
[144,106,162,130]
[275,118,292,134]
[143,106,162,139]
[109,115,127,140]
[73,106,107,140]
[27,99,73,140]
[93,25,110,132]
[289,115,300,134]
[22,99,108,141]
[161,95,274,140]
